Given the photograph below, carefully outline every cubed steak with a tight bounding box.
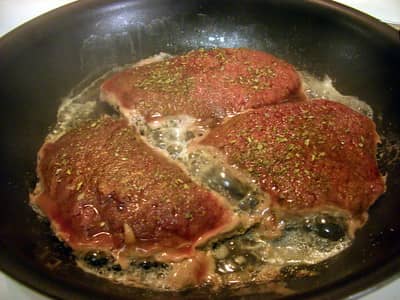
[30,117,237,259]
[100,48,302,123]
[200,100,385,217]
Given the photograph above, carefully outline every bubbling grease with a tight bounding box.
[46,53,374,292]
[300,71,374,119]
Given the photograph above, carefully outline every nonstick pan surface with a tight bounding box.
[0,1,399,299]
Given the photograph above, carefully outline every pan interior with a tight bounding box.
[0,0,399,299]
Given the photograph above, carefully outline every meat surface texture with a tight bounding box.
[30,46,387,291]
[200,99,385,216]
[30,117,235,256]
[100,48,302,122]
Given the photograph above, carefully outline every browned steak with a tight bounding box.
[200,100,385,216]
[30,117,236,258]
[101,48,302,122]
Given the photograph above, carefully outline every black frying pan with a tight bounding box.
[0,1,399,299]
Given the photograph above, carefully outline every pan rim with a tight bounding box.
[0,0,399,299]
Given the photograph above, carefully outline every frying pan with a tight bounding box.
[0,0,399,299]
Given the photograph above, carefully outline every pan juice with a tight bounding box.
[46,53,374,291]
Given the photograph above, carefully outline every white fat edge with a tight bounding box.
[133,52,173,67]
[300,71,374,119]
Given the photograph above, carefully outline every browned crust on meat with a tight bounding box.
[30,117,238,258]
[100,48,302,122]
[200,99,385,216]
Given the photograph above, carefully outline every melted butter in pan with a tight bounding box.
[45,55,375,292]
